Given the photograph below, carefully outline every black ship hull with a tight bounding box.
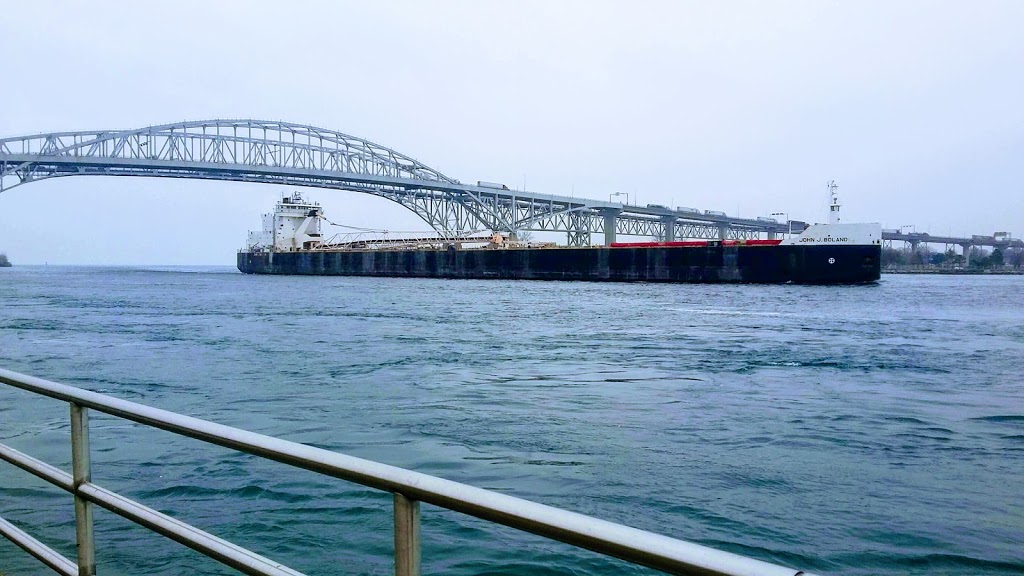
[237,244,881,284]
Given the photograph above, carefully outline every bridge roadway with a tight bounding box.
[882,231,1023,249]
[881,231,1023,265]
[0,119,1014,248]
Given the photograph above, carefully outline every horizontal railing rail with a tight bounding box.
[0,367,817,576]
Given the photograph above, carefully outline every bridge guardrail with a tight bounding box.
[0,367,816,576]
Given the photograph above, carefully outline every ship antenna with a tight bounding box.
[827,180,841,225]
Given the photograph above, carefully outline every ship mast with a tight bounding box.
[827,180,841,225]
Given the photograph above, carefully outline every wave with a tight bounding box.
[971,415,1024,424]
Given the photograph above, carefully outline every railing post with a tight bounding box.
[70,403,95,576]
[393,492,421,576]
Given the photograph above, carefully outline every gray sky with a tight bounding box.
[1,0,1021,264]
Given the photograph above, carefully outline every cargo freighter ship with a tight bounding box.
[238,193,881,284]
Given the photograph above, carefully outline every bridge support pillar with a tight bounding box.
[962,244,972,266]
[718,225,728,240]
[661,217,676,242]
[599,208,621,246]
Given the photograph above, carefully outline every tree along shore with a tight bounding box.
[882,245,1022,273]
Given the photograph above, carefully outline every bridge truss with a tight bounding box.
[0,119,789,245]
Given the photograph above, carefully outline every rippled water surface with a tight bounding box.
[1,266,1022,575]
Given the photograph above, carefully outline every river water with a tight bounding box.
[0,266,1021,575]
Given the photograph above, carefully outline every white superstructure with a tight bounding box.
[781,182,881,246]
[781,222,881,246]
[246,192,324,251]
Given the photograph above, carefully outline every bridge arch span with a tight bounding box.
[0,119,458,184]
[0,119,500,235]
[5,119,761,245]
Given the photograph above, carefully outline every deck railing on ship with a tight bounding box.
[0,368,818,576]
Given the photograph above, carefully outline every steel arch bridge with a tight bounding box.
[0,119,789,244]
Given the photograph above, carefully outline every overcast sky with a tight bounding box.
[1,0,1022,264]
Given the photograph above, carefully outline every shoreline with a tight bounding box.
[884,268,1023,275]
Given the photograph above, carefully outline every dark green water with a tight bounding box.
[1,266,1022,575]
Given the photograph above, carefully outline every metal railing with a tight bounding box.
[0,368,817,576]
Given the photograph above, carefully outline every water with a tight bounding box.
[1,266,1022,575]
